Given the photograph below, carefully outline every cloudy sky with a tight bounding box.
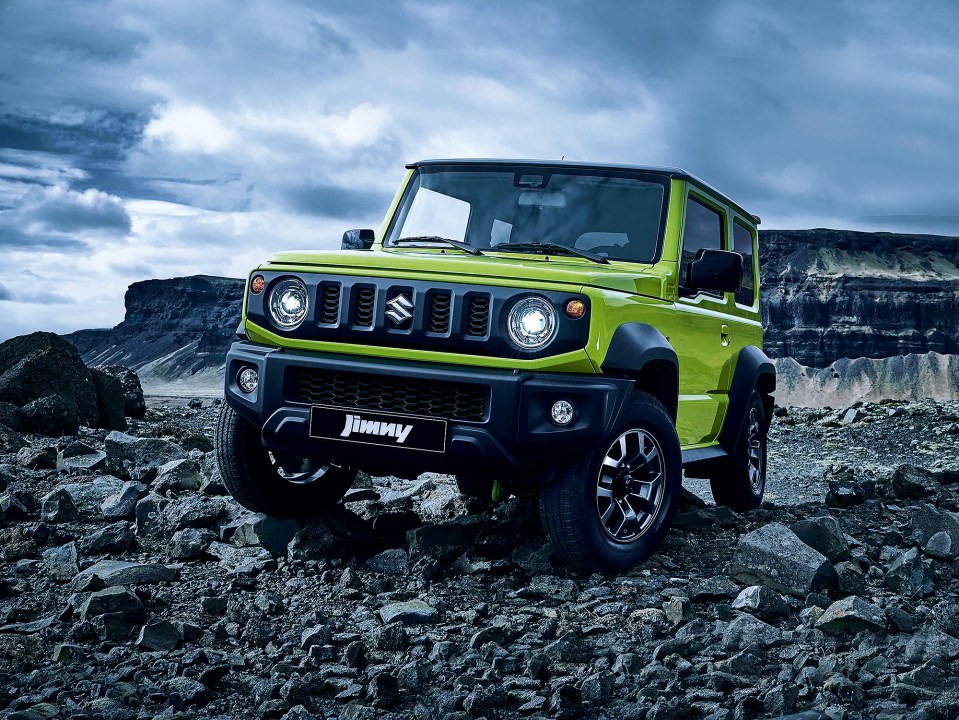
[1,0,958,339]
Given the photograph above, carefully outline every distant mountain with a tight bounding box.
[62,230,959,404]
[64,275,244,396]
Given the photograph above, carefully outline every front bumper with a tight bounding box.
[224,341,634,481]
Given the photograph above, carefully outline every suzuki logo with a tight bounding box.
[385,293,414,325]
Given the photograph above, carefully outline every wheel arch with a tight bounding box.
[719,345,776,451]
[601,323,679,421]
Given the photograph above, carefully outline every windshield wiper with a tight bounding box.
[492,242,609,264]
[394,236,483,256]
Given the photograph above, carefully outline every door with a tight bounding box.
[671,192,736,446]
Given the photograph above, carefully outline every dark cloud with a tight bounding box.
[0,282,12,300]
[282,182,391,219]
[0,184,130,249]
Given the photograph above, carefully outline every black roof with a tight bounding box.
[407,158,760,224]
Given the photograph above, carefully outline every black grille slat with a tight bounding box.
[295,370,488,422]
[353,286,375,327]
[467,295,491,336]
[320,284,340,325]
[428,291,452,334]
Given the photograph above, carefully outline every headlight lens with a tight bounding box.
[507,296,556,350]
[269,278,309,330]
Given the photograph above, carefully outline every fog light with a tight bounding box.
[550,399,574,426]
[237,367,258,393]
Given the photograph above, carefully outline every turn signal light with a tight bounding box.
[251,275,265,294]
[565,299,585,319]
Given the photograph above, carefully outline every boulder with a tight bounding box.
[55,476,124,513]
[105,431,186,480]
[924,531,956,560]
[232,514,302,557]
[163,495,228,531]
[40,489,80,523]
[100,481,148,520]
[154,458,203,492]
[89,368,127,431]
[287,508,370,562]
[378,600,438,625]
[170,528,215,560]
[885,548,934,597]
[79,586,146,624]
[42,542,79,582]
[21,395,82,436]
[366,548,410,575]
[71,560,176,589]
[136,620,182,652]
[97,367,145,419]
[0,332,99,428]
[78,521,135,555]
[689,575,740,602]
[0,424,27,453]
[728,522,836,597]
[721,613,782,650]
[731,585,790,620]
[815,596,886,634]
[17,446,59,470]
[910,504,959,548]
[790,515,850,562]
[890,465,938,500]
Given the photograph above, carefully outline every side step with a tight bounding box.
[681,445,728,479]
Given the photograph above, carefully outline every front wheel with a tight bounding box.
[215,404,356,518]
[539,392,682,573]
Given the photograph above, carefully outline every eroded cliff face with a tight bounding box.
[760,229,959,367]
[65,275,244,393]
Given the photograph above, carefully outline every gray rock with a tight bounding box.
[105,431,186,480]
[378,600,438,625]
[891,464,938,500]
[207,541,273,574]
[689,575,740,602]
[0,493,31,520]
[924,530,956,560]
[911,503,959,548]
[721,613,782,650]
[100,481,148,519]
[165,676,208,705]
[728,522,836,597]
[903,628,959,663]
[89,367,127,431]
[0,401,22,431]
[42,542,79,582]
[79,586,147,624]
[154,458,202,492]
[815,596,886,634]
[61,451,107,472]
[286,509,369,561]
[835,561,867,596]
[164,495,228,530]
[790,515,850,562]
[136,619,182,652]
[17,446,59,470]
[731,585,790,620]
[78,521,134,555]
[21,395,83,436]
[374,622,409,651]
[170,527,215,560]
[300,625,332,650]
[366,548,409,575]
[885,548,934,597]
[40,488,80,523]
[72,559,176,589]
[97,366,146,419]
[57,476,124,513]
[134,494,168,538]
[232,514,302,557]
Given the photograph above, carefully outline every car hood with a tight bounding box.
[264,248,671,298]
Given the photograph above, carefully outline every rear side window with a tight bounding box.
[733,221,756,306]
[681,196,725,297]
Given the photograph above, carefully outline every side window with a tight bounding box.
[681,196,725,297]
[733,221,756,306]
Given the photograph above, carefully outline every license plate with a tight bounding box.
[308,405,448,453]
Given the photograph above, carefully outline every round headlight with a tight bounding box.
[269,278,309,330]
[508,296,556,350]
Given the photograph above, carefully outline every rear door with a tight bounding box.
[671,190,736,446]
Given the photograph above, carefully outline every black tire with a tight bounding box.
[215,403,356,518]
[539,391,682,573]
[709,389,767,512]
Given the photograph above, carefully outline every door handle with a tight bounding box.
[721,324,731,347]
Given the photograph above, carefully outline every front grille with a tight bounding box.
[467,295,491,336]
[428,291,452,334]
[294,369,489,422]
[320,284,340,324]
[353,286,375,327]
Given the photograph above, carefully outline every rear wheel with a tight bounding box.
[709,389,767,511]
[539,391,682,573]
[215,404,356,518]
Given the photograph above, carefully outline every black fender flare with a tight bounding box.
[601,323,679,419]
[717,345,776,454]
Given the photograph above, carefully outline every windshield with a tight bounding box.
[385,164,669,263]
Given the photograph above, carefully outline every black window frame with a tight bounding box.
[679,190,728,300]
[732,217,757,308]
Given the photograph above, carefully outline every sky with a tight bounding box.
[1,0,958,339]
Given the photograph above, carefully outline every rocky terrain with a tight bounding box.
[2,324,959,720]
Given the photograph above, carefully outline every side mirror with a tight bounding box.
[342,229,375,250]
[685,249,742,294]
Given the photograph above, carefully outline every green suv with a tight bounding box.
[215,159,775,572]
